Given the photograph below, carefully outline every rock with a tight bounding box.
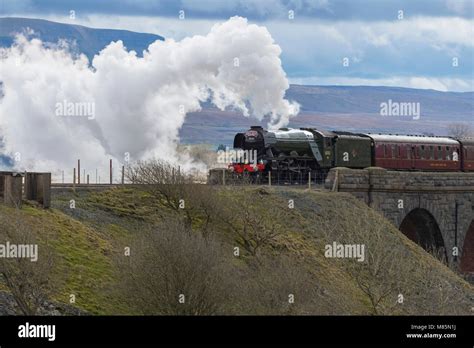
[0,290,89,316]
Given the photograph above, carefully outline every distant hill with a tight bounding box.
[286,85,473,121]
[183,85,473,145]
[0,17,164,60]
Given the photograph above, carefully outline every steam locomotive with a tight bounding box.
[231,126,474,181]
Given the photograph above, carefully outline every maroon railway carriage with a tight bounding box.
[459,138,474,172]
[368,134,462,171]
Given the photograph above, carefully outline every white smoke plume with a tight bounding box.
[0,16,299,180]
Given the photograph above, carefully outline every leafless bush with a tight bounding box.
[0,209,58,315]
[181,183,223,235]
[222,195,288,257]
[390,252,473,315]
[126,159,190,211]
[126,159,222,231]
[405,266,473,315]
[117,219,232,315]
[448,122,473,138]
[317,207,417,314]
[316,204,473,315]
[231,254,343,315]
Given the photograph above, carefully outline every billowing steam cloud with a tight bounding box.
[0,16,299,178]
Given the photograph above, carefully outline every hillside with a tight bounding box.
[286,85,474,119]
[0,184,472,315]
[0,17,163,60]
[183,85,474,145]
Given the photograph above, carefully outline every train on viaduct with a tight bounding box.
[226,126,474,277]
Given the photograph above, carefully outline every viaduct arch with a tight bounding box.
[325,167,474,274]
[399,208,447,263]
[460,220,474,274]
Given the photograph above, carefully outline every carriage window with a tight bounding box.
[383,144,388,158]
[391,145,396,159]
[407,145,411,159]
[429,146,434,160]
[420,145,425,159]
[437,146,443,160]
[446,146,451,160]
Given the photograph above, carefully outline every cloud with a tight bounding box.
[266,16,473,88]
[4,0,473,20]
[0,17,298,176]
[445,0,471,15]
[9,13,473,92]
[1,0,35,13]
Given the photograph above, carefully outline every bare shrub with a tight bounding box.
[231,255,339,315]
[388,251,473,315]
[315,202,474,315]
[117,219,232,315]
[180,183,222,235]
[404,266,473,315]
[126,159,190,211]
[448,122,473,139]
[317,207,417,314]
[221,195,287,257]
[0,209,58,315]
[346,235,411,315]
[126,159,222,231]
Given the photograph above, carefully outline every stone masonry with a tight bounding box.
[325,167,474,272]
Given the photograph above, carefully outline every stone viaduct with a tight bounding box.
[325,167,474,277]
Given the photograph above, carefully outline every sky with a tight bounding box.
[1,0,473,91]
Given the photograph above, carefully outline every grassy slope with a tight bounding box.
[1,186,472,315]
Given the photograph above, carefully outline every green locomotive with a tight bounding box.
[232,126,372,180]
